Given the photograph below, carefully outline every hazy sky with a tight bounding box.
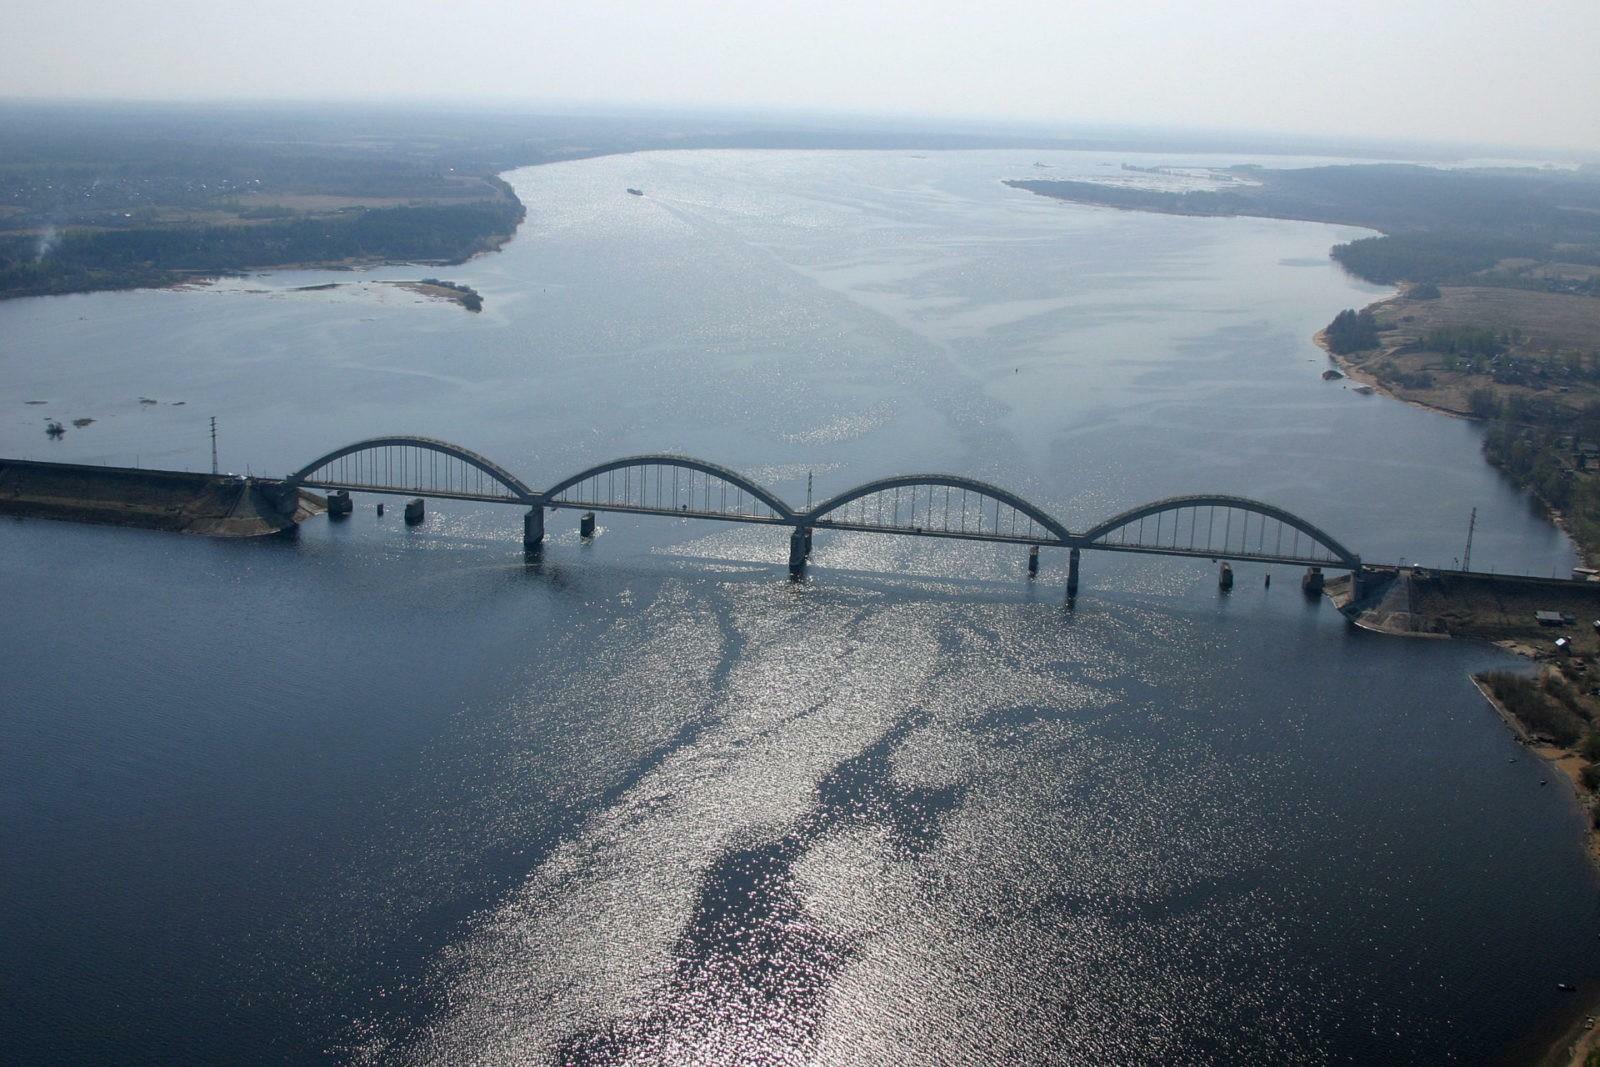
[4,0,1598,152]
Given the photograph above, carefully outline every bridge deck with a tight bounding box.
[809,518,1060,548]
[1087,541,1353,569]
[301,480,521,505]
[547,500,789,526]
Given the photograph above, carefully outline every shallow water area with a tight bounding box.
[2,149,1597,1064]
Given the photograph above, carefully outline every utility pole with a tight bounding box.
[806,471,813,510]
[210,416,219,475]
[1462,507,1476,573]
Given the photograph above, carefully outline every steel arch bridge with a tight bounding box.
[1079,494,1360,570]
[285,435,535,504]
[542,454,795,525]
[283,436,1363,584]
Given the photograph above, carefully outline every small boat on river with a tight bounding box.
[626,188,644,196]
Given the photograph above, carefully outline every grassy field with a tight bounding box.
[1330,287,1600,417]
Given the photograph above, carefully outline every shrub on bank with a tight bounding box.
[1581,730,1600,762]
[1468,388,1501,419]
[1481,671,1586,746]
[1544,673,1592,723]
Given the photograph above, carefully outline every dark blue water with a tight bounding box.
[2,150,1596,1064]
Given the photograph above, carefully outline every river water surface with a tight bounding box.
[3,150,1598,1064]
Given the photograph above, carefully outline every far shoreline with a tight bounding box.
[0,225,523,305]
[0,175,526,304]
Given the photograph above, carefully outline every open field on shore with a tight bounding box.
[1378,287,1600,354]
[1330,287,1600,417]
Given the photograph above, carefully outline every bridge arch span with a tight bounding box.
[806,474,1071,543]
[1079,494,1359,569]
[285,436,535,501]
[542,454,796,521]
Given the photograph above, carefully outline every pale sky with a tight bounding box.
[3,0,1598,153]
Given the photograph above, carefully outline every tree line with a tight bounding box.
[0,201,521,299]
[1322,308,1381,354]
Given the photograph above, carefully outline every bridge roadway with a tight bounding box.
[281,436,1366,592]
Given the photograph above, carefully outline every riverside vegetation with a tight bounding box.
[0,201,523,298]
[0,105,556,298]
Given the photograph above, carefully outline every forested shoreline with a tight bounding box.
[0,199,523,299]
[1007,164,1600,293]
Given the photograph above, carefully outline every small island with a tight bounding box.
[389,278,483,312]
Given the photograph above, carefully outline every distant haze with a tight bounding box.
[4,0,1598,154]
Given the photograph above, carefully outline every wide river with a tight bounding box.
[3,150,1598,1064]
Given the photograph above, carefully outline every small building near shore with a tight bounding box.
[1536,611,1568,627]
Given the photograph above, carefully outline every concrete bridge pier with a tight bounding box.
[789,528,807,577]
[1028,545,1040,576]
[579,511,596,538]
[523,505,545,548]
[1301,566,1325,596]
[803,527,813,557]
[1067,547,1080,596]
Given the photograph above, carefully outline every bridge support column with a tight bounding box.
[1028,545,1039,576]
[1349,559,1363,600]
[580,511,596,539]
[1219,562,1234,591]
[1301,566,1325,596]
[328,489,353,518]
[789,528,807,577]
[1067,547,1080,596]
[803,527,813,558]
[523,505,544,548]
